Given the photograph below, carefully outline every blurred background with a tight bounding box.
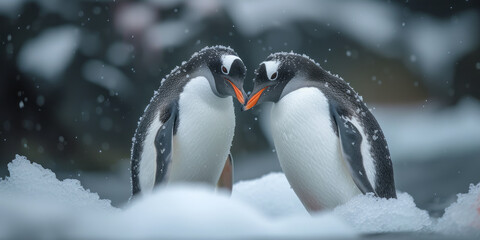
[1,0,479,216]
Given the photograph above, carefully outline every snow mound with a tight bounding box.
[334,192,432,233]
[233,173,433,233]
[108,186,268,239]
[434,183,480,237]
[82,185,354,239]
[233,172,308,217]
[0,155,115,212]
[0,155,116,239]
[1,155,479,238]
[0,156,355,239]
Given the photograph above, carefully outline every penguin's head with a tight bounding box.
[244,52,309,110]
[199,46,247,104]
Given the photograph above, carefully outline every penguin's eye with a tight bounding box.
[269,71,278,81]
[221,65,229,74]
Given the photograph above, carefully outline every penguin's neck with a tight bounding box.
[280,75,318,99]
[182,76,232,109]
[188,66,224,98]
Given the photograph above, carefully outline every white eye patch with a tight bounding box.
[262,61,280,80]
[221,55,241,74]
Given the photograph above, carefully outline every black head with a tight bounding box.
[244,52,320,110]
[196,46,247,104]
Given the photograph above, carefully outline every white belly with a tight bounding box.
[271,87,361,210]
[167,77,235,186]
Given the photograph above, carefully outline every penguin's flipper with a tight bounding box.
[217,153,233,193]
[154,103,178,185]
[331,106,377,196]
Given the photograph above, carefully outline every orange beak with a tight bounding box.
[244,87,267,111]
[227,79,245,104]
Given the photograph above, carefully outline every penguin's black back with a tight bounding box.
[322,75,397,198]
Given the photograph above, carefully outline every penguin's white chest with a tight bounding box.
[271,87,361,210]
[168,77,235,185]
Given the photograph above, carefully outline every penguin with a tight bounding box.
[131,46,247,196]
[243,52,396,211]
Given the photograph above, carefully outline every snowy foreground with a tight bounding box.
[1,156,479,239]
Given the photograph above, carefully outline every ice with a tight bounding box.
[17,26,79,82]
[78,185,354,239]
[434,183,480,237]
[0,155,116,238]
[1,155,479,238]
[334,193,432,233]
[233,173,479,236]
[232,172,308,217]
[0,155,115,212]
[233,173,436,234]
[0,155,355,238]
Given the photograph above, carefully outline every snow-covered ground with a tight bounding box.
[1,155,479,239]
